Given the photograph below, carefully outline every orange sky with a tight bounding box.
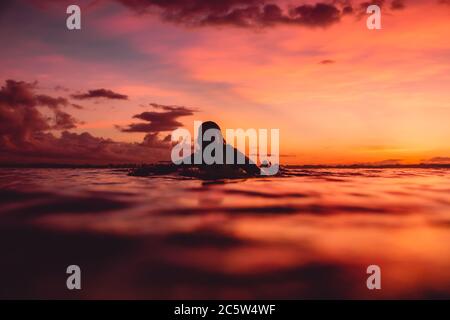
[0,0,449,165]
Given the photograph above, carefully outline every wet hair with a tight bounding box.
[197,121,222,150]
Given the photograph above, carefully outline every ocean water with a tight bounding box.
[0,168,449,299]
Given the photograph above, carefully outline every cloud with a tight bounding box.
[0,130,169,165]
[1,80,53,108]
[372,159,403,165]
[52,109,79,130]
[354,0,391,17]
[0,80,170,164]
[70,103,84,110]
[35,95,70,109]
[71,89,128,100]
[390,0,405,10]
[353,159,404,166]
[140,132,172,149]
[116,0,346,28]
[360,0,386,8]
[28,0,412,30]
[289,3,340,27]
[342,5,354,15]
[358,0,386,12]
[120,103,196,133]
[422,157,450,164]
[0,80,79,145]
[319,59,335,64]
[54,85,70,92]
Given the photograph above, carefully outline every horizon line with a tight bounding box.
[1,163,449,169]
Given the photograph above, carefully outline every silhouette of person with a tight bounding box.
[184,121,260,176]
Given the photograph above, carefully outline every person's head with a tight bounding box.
[197,121,223,151]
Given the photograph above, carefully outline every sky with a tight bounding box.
[0,0,449,165]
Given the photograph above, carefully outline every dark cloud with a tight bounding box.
[0,80,170,164]
[0,79,78,110]
[0,0,13,17]
[71,103,84,110]
[342,5,354,15]
[54,85,69,92]
[289,3,340,27]
[0,130,169,165]
[35,95,70,109]
[116,0,346,28]
[359,0,385,12]
[29,0,413,30]
[140,132,172,149]
[319,59,335,64]
[52,109,79,130]
[120,103,196,133]
[71,89,128,100]
[390,0,405,10]
[352,159,404,166]
[353,0,409,18]
[117,0,262,15]
[422,157,450,164]
[0,80,79,146]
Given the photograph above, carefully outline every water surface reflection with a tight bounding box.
[0,168,449,299]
